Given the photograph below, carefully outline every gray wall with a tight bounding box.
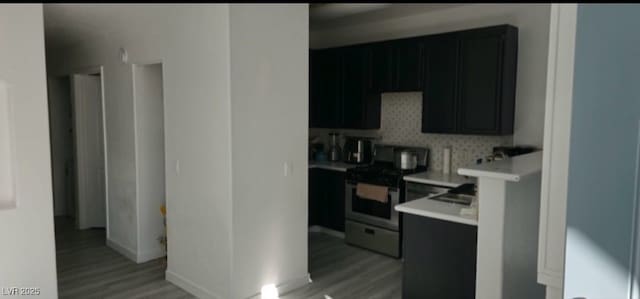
[564,4,640,298]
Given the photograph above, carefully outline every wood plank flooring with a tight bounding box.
[55,217,193,299]
[284,233,402,299]
[55,217,402,298]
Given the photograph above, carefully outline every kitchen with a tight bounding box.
[306,4,551,299]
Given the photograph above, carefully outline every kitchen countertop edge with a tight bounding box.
[457,151,543,182]
[395,196,478,226]
[403,171,475,188]
[308,161,357,172]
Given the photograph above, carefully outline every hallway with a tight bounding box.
[55,217,192,299]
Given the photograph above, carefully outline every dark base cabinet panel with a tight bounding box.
[402,214,477,299]
[308,168,346,232]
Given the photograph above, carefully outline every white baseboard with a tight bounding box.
[247,273,311,298]
[137,248,166,263]
[107,238,137,262]
[309,225,345,239]
[166,270,224,299]
[278,273,312,296]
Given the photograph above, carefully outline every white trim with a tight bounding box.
[537,3,577,293]
[630,120,640,299]
[107,238,137,262]
[165,270,225,299]
[131,64,141,257]
[98,67,109,240]
[136,248,166,264]
[309,225,345,239]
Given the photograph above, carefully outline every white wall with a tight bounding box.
[229,4,309,298]
[45,5,234,298]
[46,4,309,298]
[0,4,58,298]
[310,4,551,147]
[133,63,166,262]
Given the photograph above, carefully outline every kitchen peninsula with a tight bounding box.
[396,151,544,299]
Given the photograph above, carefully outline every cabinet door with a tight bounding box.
[325,170,346,232]
[368,42,393,93]
[422,35,459,133]
[308,169,322,227]
[310,49,342,128]
[392,38,424,92]
[457,32,503,134]
[341,46,368,129]
[403,214,477,299]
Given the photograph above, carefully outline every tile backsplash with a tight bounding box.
[310,92,513,171]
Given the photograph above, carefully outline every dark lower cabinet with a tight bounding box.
[402,214,477,299]
[308,168,346,232]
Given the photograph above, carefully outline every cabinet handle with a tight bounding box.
[364,228,375,235]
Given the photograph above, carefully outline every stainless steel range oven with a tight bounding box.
[345,183,400,231]
[344,144,429,258]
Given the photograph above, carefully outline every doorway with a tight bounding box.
[47,75,75,219]
[132,63,167,262]
[48,69,107,230]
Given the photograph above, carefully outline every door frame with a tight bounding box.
[70,65,109,236]
[130,59,168,261]
[631,119,640,299]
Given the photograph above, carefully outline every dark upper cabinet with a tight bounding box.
[309,45,381,130]
[310,24,517,134]
[391,38,425,92]
[367,42,393,93]
[422,34,459,133]
[310,49,343,129]
[341,46,368,129]
[422,25,518,135]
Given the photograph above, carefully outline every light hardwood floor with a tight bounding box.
[55,217,193,299]
[55,217,402,298]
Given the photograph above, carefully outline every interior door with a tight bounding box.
[71,74,106,229]
[47,76,74,217]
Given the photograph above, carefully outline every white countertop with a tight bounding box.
[395,195,478,226]
[308,161,358,172]
[403,171,475,188]
[457,151,543,182]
